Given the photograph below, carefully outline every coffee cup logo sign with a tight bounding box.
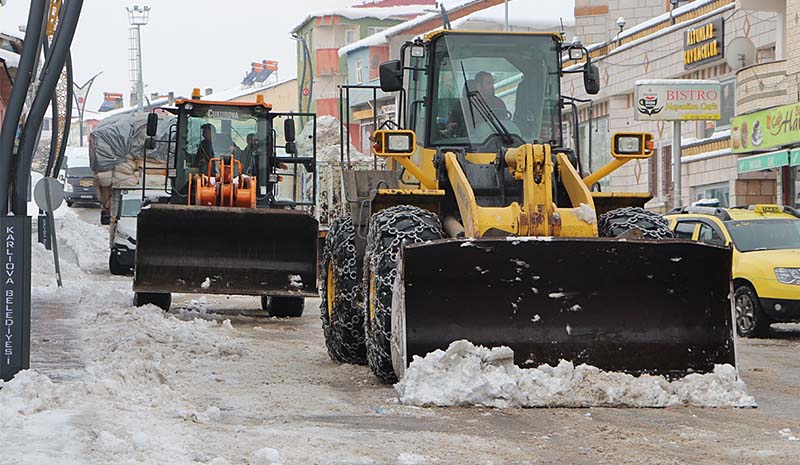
[634,81,721,121]
[638,94,663,116]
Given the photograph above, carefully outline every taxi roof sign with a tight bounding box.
[753,204,782,214]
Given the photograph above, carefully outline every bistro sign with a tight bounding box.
[634,80,721,121]
[684,18,724,70]
[730,102,800,154]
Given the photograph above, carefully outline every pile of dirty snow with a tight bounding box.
[396,340,757,408]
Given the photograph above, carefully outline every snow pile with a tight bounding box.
[396,340,757,408]
[299,115,379,227]
[250,447,284,465]
[54,209,110,273]
[575,203,596,224]
[0,212,248,463]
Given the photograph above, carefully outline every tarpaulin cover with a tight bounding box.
[88,112,176,173]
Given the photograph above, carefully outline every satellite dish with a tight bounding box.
[726,37,756,71]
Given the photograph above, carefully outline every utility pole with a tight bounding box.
[126,5,150,112]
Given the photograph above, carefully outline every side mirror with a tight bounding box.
[145,137,156,150]
[146,112,159,137]
[379,60,403,92]
[284,118,296,143]
[583,63,600,95]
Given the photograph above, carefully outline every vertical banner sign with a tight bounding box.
[37,213,52,250]
[0,216,31,382]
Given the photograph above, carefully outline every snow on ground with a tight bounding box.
[1,214,254,465]
[396,340,757,408]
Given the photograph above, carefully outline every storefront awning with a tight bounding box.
[791,149,800,167]
[737,150,789,174]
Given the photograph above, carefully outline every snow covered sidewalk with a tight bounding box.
[396,340,757,408]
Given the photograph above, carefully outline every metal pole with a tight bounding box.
[136,24,144,111]
[505,0,509,31]
[672,120,682,209]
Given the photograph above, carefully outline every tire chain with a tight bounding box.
[320,215,367,364]
[598,207,674,239]
[362,205,444,383]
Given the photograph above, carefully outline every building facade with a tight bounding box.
[563,0,781,210]
[292,1,436,121]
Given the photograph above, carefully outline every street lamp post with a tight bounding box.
[126,5,150,112]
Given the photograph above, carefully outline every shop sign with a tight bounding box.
[791,149,800,167]
[737,151,788,174]
[634,80,721,121]
[730,103,800,154]
[684,18,724,70]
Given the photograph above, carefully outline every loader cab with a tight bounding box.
[170,100,272,199]
[393,31,570,153]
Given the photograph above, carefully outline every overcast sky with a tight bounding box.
[1,0,354,111]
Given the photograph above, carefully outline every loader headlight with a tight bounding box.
[387,133,413,152]
[616,136,641,154]
[775,267,800,285]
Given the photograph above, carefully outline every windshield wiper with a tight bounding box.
[459,62,513,145]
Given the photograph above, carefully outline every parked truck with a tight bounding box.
[89,112,175,224]
[108,188,169,275]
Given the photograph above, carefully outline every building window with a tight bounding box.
[42,118,51,131]
[703,79,735,138]
[344,29,357,46]
[367,26,386,36]
[694,182,730,207]
[355,59,364,84]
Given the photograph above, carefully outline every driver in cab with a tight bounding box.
[446,71,509,137]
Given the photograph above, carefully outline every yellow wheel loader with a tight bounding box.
[132,94,319,316]
[320,31,735,382]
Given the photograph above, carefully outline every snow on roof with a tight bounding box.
[338,0,488,56]
[0,48,19,68]
[451,0,574,30]
[97,97,172,121]
[339,0,574,57]
[205,77,296,102]
[292,4,432,33]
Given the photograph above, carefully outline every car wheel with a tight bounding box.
[734,285,769,337]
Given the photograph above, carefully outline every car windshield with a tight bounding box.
[725,219,800,252]
[429,34,562,148]
[120,198,143,217]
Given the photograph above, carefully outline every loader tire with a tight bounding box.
[734,284,769,338]
[363,205,444,383]
[134,292,171,311]
[320,215,366,364]
[598,207,674,239]
[265,296,305,318]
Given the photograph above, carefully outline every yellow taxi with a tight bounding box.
[665,205,800,337]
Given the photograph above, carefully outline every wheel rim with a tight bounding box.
[369,272,376,321]
[326,261,335,319]
[735,293,755,333]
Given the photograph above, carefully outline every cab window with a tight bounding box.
[674,222,697,239]
[698,223,725,245]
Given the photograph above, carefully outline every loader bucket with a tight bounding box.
[134,204,318,296]
[392,238,735,379]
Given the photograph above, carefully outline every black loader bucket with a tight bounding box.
[134,204,318,296]
[392,238,735,379]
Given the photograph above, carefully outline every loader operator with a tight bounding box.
[446,71,509,137]
[195,123,217,170]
